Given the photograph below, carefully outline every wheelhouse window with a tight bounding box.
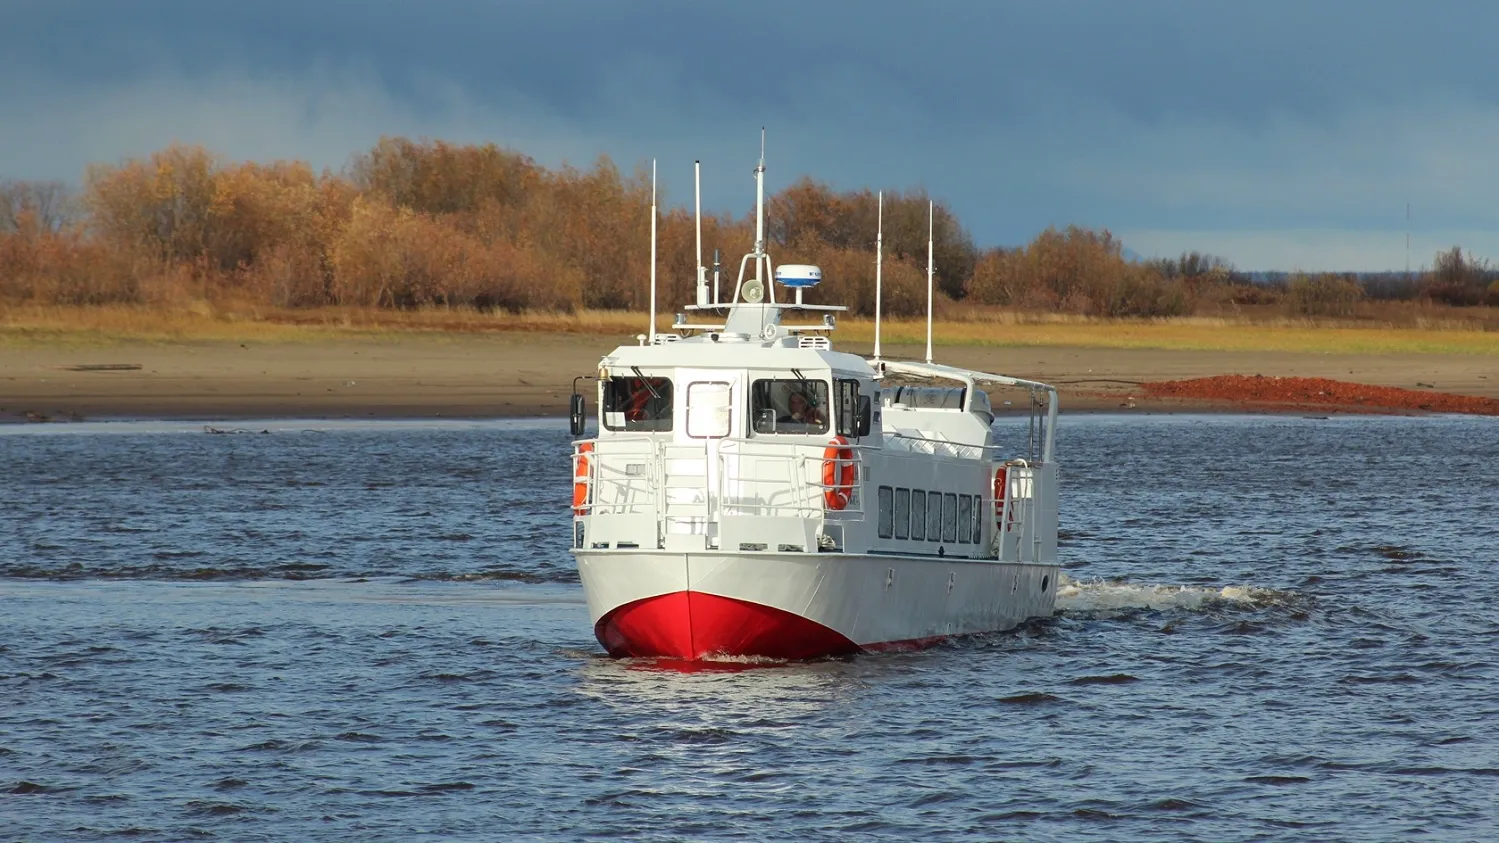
[877,486,894,539]
[942,493,958,543]
[910,490,926,541]
[602,376,673,431]
[751,379,830,435]
[893,488,910,540]
[970,498,983,544]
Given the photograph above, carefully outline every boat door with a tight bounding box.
[670,369,740,548]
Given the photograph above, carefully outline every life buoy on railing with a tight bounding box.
[572,442,594,515]
[994,465,1011,530]
[822,436,857,510]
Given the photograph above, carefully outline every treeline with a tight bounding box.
[3,139,1498,317]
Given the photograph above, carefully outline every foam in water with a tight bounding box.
[1054,572,1294,614]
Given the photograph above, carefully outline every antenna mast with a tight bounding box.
[874,191,884,361]
[754,128,766,258]
[648,159,657,344]
[694,160,707,306]
[924,199,934,364]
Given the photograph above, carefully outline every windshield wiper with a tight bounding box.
[630,366,662,399]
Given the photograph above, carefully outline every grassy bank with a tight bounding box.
[4,303,1498,356]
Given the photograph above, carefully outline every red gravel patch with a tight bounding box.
[1141,375,1499,416]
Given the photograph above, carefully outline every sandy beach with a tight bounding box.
[3,331,1497,422]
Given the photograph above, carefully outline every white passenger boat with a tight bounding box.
[568,142,1060,660]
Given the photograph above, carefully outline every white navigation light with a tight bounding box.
[774,264,822,289]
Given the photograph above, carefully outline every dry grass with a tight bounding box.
[4,302,1498,356]
[840,317,1499,356]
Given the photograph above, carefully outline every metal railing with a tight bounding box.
[992,459,1044,563]
[570,436,870,523]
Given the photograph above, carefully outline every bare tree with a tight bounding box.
[0,179,76,233]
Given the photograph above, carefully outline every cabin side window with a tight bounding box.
[970,498,983,544]
[893,488,910,540]
[910,489,926,541]
[877,486,894,539]
[942,493,958,543]
[957,495,972,544]
[926,491,942,542]
[751,379,830,435]
[602,376,674,431]
[836,379,860,438]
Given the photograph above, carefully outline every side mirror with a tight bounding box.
[856,394,872,437]
[569,393,586,437]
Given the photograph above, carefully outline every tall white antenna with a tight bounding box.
[648,159,657,344]
[754,128,766,258]
[694,160,707,306]
[924,199,934,364]
[874,191,884,362]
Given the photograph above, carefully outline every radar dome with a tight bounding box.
[774,264,822,289]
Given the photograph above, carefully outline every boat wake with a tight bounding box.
[1054,572,1305,616]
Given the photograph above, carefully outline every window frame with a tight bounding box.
[601,376,674,432]
[750,378,831,436]
[836,379,860,438]
[685,381,733,439]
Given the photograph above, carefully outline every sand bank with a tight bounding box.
[2,332,1496,422]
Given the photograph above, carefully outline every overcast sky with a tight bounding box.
[3,0,1497,270]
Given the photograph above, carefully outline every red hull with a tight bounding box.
[595,591,860,661]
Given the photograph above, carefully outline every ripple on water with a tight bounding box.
[1,416,1497,840]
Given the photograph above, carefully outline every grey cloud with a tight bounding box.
[5,0,1499,268]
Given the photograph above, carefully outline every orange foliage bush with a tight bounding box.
[16,137,1432,321]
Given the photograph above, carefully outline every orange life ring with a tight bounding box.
[821,436,857,510]
[572,442,593,514]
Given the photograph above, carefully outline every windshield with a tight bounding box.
[602,376,673,431]
[751,379,830,435]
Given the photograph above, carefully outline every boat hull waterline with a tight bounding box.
[578,551,1059,660]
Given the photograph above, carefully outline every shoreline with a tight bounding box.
[3,332,1496,423]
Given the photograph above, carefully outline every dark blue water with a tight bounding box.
[2,416,1497,841]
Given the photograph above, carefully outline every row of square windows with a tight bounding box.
[876,486,985,545]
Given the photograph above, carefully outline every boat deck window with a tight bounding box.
[942,493,958,543]
[893,488,910,540]
[751,379,829,435]
[602,376,674,431]
[926,491,942,542]
[957,495,972,544]
[910,490,926,541]
[877,486,894,539]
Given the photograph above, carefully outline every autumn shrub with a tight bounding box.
[0,224,147,305]
[1284,273,1363,317]
[768,179,976,300]
[1420,246,1493,307]
[969,226,1192,316]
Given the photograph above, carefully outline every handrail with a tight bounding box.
[571,435,868,520]
[873,358,1060,464]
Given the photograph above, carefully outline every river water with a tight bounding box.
[2,415,1496,841]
